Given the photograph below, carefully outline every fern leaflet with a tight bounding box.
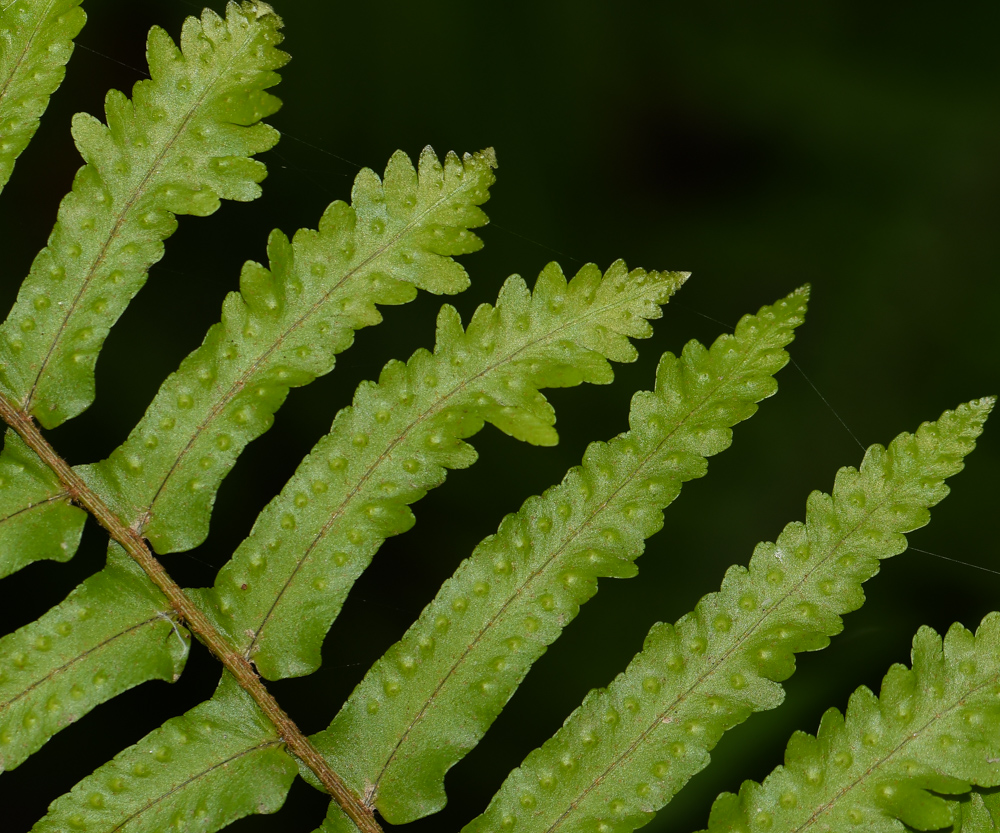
[1,4,992,830]
[465,398,993,833]
[698,615,1000,833]
[0,429,84,578]
[0,546,187,773]
[0,0,86,194]
[961,793,1000,833]
[316,803,363,833]
[196,260,685,680]
[0,1,287,428]
[79,147,495,555]
[313,288,809,824]
[33,673,297,833]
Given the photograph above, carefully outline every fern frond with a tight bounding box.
[313,288,809,824]
[198,260,685,680]
[465,398,993,833]
[0,546,187,773]
[0,0,86,194]
[78,147,495,555]
[0,1,288,428]
[0,429,84,578]
[698,615,1000,833]
[32,673,297,833]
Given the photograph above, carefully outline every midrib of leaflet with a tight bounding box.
[245,282,661,657]
[543,492,905,833]
[0,376,380,833]
[0,494,65,525]
[18,21,258,412]
[136,171,483,532]
[105,741,283,833]
[370,329,772,789]
[787,673,1000,833]
[0,613,166,716]
[0,0,58,106]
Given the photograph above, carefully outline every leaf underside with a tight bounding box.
[197,259,686,681]
[315,803,363,833]
[79,145,496,555]
[33,673,297,833]
[0,547,187,773]
[2,6,994,833]
[961,792,1000,833]
[0,0,87,195]
[314,288,810,823]
[699,614,1000,833]
[0,429,85,579]
[465,397,993,833]
[0,0,288,429]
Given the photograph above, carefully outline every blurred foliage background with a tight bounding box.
[1,1,998,830]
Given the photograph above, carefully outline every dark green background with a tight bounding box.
[2,1,998,830]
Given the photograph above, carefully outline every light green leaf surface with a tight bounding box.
[0,429,85,579]
[314,803,362,833]
[197,260,685,681]
[0,0,86,194]
[465,398,992,833]
[699,615,1000,833]
[79,147,495,554]
[961,793,1000,833]
[0,546,187,773]
[314,288,809,823]
[33,673,296,833]
[0,1,288,428]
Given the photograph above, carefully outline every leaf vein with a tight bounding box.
[0,0,58,107]
[23,19,262,413]
[108,739,283,833]
[246,279,666,658]
[0,612,168,714]
[544,494,897,832]
[372,328,766,791]
[0,491,66,526]
[138,160,485,532]
[792,674,998,832]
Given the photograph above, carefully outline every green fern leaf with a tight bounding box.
[465,398,993,833]
[961,793,1000,833]
[78,147,495,555]
[698,615,1000,833]
[0,0,86,194]
[313,288,809,823]
[315,804,363,833]
[32,672,296,833]
[0,1,288,429]
[0,429,85,578]
[963,796,999,833]
[197,260,685,681]
[0,546,187,773]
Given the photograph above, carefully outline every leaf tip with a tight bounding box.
[250,0,280,20]
[479,147,498,168]
[953,396,996,428]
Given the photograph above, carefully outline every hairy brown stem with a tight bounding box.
[0,393,381,833]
